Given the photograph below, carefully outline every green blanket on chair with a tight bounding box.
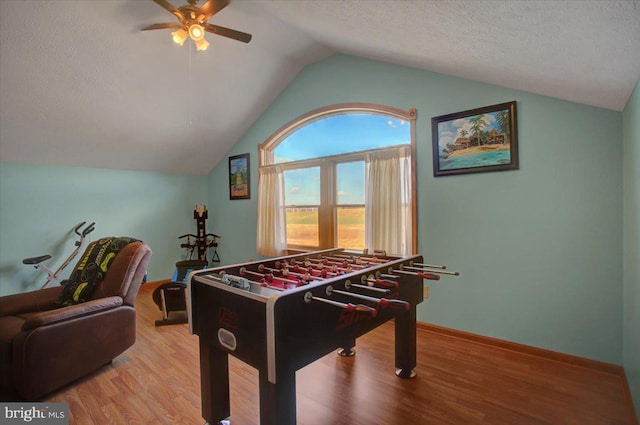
[57,236,139,306]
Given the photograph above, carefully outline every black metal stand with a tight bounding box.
[152,282,188,326]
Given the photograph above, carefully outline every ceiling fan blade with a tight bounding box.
[141,22,184,31]
[152,0,185,21]
[199,0,230,21]
[204,23,252,43]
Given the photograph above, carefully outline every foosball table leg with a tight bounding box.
[200,342,231,424]
[259,370,297,425]
[337,338,356,357]
[394,306,418,379]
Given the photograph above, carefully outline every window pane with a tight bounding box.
[283,167,320,206]
[283,167,320,247]
[274,114,410,164]
[336,161,364,205]
[285,207,319,247]
[336,206,365,250]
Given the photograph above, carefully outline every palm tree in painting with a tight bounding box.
[496,110,510,144]
[469,114,488,146]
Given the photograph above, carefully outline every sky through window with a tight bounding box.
[274,114,410,164]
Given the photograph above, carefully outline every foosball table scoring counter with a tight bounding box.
[187,248,459,425]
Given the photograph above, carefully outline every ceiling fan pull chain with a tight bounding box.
[188,41,193,126]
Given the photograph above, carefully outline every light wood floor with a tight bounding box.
[46,282,638,425]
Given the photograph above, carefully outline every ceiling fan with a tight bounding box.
[142,0,252,51]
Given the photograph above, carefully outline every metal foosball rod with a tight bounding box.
[399,265,460,276]
[302,257,338,270]
[303,265,336,279]
[273,274,306,286]
[238,267,292,290]
[258,263,280,274]
[281,267,313,282]
[257,263,286,277]
[290,259,309,266]
[410,262,447,270]
[257,264,306,285]
[311,264,341,277]
[332,253,387,265]
[286,262,313,273]
[303,291,377,318]
[276,261,313,280]
[305,258,353,275]
[356,256,388,265]
[327,287,410,311]
[329,254,386,267]
[345,279,391,294]
[304,257,358,274]
[283,264,328,280]
[305,257,345,266]
[272,276,301,286]
[321,256,368,269]
[291,264,339,279]
[302,259,335,270]
[310,268,338,280]
[316,268,339,278]
[239,267,269,280]
[328,264,353,275]
[303,257,326,265]
[295,261,328,275]
[386,269,441,280]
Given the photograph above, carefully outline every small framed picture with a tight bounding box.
[229,153,250,200]
[432,101,518,176]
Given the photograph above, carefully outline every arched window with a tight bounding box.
[257,103,417,256]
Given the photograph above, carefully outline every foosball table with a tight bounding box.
[187,248,458,425]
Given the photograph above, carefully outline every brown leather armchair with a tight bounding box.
[0,240,152,401]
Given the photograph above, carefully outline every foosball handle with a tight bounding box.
[379,299,411,311]
[375,279,399,288]
[353,304,378,318]
[418,272,441,281]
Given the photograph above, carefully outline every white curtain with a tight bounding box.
[256,166,287,256]
[365,146,412,256]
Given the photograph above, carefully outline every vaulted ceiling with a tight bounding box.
[1,0,639,175]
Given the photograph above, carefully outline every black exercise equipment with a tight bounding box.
[152,259,208,326]
[179,205,221,264]
[152,205,220,326]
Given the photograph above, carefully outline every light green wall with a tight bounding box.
[0,161,207,296]
[0,53,628,371]
[208,54,624,364]
[207,160,262,266]
[623,78,640,414]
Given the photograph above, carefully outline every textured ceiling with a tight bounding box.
[1,0,639,175]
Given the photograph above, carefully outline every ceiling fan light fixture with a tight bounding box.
[195,37,210,51]
[142,0,252,51]
[188,24,205,41]
[171,28,188,46]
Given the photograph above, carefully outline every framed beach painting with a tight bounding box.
[431,101,518,177]
[229,153,250,200]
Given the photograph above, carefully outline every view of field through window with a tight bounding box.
[285,207,365,249]
[336,207,365,250]
[285,208,319,247]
